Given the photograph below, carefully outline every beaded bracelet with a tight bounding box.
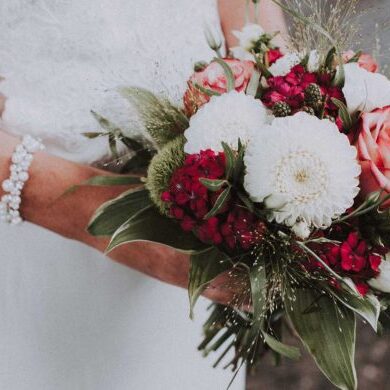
[0,135,44,225]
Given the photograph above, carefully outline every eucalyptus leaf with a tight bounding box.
[88,188,150,236]
[286,288,357,390]
[106,206,205,253]
[188,247,231,319]
[203,187,231,219]
[213,58,235,92]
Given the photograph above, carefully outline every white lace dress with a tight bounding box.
[0,1,245,389]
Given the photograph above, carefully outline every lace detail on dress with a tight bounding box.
[0,0,224,163]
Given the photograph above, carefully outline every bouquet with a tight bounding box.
[84,1,390,389]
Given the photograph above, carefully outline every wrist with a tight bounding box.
[0,131,20,196]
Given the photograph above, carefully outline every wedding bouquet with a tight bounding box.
[85,1,390,389]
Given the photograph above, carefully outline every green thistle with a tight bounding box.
[272,101,292,117]
[304,83,323,109]
[146,136,186,215]
[301,106,316,116]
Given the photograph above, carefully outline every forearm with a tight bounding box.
[0,131,190,286]
[219,0,288,50]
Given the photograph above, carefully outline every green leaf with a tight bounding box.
[222,142,235,179]
[246,70,260,97]
[203,187,231,219]
[325,47,337,69]
[328,285,380,332]
[262,332,301,360]
[91,110,119,133]
[232,142,246,183]
[286,288,357,390]
[188,247,231,318]
[82,132,105,139]
[199,178,228,192]
[334,63,345,87]
[88,188,150,236]
[120,149,155,173]
[256,61,272,78]
[193,83,221,97]
[83,175,143,187]
[120,87,189,148]
[213,58,235,92]
[106,206,205,253]
[108,133,119,158]
[64,175,142,196]
[331,98,353,130]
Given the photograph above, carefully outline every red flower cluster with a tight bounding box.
[266,48,283,65]
[262,65,344,126]
[316,232,382,295]
[161,150,265,250]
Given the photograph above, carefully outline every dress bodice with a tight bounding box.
[0,0,223,163]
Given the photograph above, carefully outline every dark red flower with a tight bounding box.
[314,232,382,295]
[267,48,283,65]
[262,65,345,126]
[161,150,266,250]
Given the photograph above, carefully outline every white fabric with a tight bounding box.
[0,1,245,389]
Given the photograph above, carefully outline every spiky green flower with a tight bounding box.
[120,87,189,148]
[272,101,292,117]
[301,106,316,116]
[304,83,323,109]
[146,136,186,215]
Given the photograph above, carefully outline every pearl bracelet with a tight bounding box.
[0,135,45,225]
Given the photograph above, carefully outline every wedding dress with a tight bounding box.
[0,1,245,389]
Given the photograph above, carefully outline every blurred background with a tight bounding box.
[247,0,390,389]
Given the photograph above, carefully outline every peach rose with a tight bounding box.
[183,59,254,117]
[343,50,379,73]
[356,106,390,202]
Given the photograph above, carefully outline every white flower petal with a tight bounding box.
[268,53,301,77]
[233,23,265,51]
[184,91,269,154]
[244,112,361,229]
[342,63,390,114]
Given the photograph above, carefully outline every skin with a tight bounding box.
[0,0,287,304]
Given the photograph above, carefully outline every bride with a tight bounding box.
[0,1,286,389]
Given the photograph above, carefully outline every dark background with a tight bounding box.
[247,0,390,389]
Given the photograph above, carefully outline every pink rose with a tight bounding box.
[183,59,254,116]
[343,50,379,73]
[356,106,390,203]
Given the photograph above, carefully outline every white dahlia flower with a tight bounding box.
[268,53,301,77]
[244,112,361,230]
[342,63,390,114]
[368,254,390,293]
[231,23,265,61]
[184,91,269,154]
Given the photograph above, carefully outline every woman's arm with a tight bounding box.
[0,130,232,303]
[218,0,288,50]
